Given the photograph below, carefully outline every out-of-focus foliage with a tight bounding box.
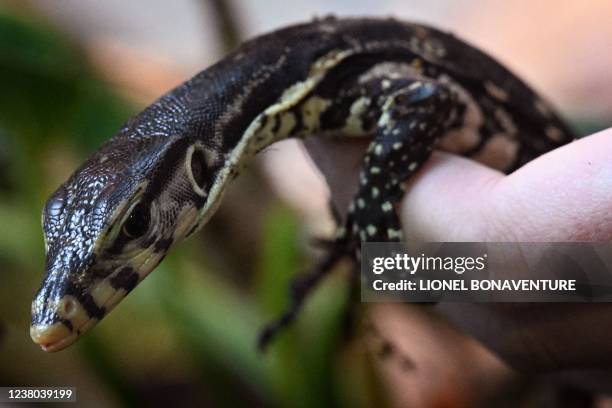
[0,6,377,407]
[0,10,131,148]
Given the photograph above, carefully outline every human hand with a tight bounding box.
[303,128,612,385]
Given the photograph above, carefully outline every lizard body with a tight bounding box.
[31,17,575,351]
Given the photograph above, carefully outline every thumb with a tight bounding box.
[400,128,612,242]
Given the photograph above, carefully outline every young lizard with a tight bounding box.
[30,17,576,352]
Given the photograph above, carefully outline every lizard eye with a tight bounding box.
[122,202,150,239]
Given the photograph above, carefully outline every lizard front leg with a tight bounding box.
[258,77,459,350]
[343,78,457,248]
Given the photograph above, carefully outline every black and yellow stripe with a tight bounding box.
[31,17,576,352]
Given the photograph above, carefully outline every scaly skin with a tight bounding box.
[31,17,575,352]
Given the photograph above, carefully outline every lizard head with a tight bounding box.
[30,129,219,351]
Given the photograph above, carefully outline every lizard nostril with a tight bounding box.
[62,298,76,317]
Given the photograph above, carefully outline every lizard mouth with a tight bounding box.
[30,319,97,352]
[29,279,122,352]
[31,252,165,352]
[29,285,127,352]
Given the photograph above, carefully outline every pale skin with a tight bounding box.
[304,127,612,391]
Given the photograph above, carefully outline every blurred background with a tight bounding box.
[0,0,610,407]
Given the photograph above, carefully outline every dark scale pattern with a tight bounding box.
[32,17,577,351]
[110,267,139,292]
[153,238,174,253]
[65,283,106,321]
